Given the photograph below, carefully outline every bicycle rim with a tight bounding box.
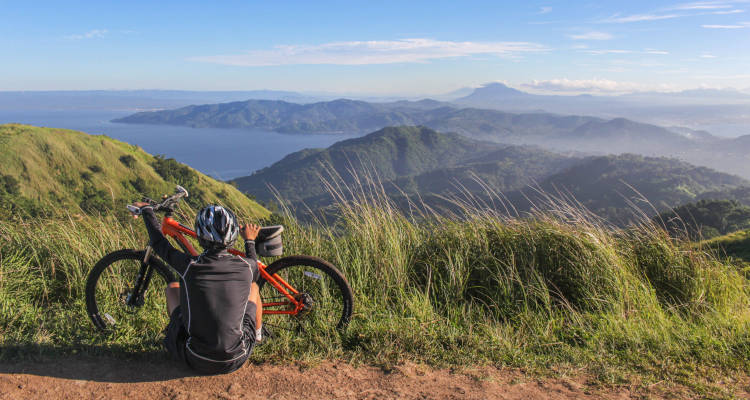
[89,252,171,335]
[260,258,352,335]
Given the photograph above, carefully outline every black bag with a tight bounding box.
[255,225,283,257]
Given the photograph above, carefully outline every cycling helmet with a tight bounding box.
[195,205,239,249]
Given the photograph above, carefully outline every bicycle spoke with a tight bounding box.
[93,257,168,335]
[260,262,347,336]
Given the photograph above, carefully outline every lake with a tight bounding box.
[0,110,358,180]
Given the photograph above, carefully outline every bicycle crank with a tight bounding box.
[292,292,314,317]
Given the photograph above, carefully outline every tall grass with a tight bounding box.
[1,178,748,389]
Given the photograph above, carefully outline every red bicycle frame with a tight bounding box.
[159,216,303,315]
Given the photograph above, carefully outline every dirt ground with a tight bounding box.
[0,357,747,400]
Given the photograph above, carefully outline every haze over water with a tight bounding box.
[0,110,357,180]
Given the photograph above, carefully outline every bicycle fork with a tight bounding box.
[125,246,155,309]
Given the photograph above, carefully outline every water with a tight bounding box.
[0,110,357,180]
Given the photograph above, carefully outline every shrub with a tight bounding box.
[79,184,111,214]
[119,154,137,168]
[0,175,20,195]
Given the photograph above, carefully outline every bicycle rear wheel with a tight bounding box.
[85,249,177,334]
[258,255,353,334]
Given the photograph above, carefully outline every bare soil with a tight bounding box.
[0,357,746,399]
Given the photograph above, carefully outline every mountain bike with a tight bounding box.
[85,185,353,337]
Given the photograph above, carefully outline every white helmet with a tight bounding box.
[194,205,239,249]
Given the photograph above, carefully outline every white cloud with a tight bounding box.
[601,13,681,23]
[568,31,613,40]
[539,6,553,14]
[189,38,549,66]
[601,2,749,23]
[577,48,669,56]
[521,78,672,93]
[670,1,733,10]
[584,49,634,55]
[65,29,108,40]
[700,53,718,58]
[712,8,746,13]
[645,49,670,54]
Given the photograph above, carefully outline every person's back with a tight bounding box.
[180,249,255,369]
[132,202,263,374]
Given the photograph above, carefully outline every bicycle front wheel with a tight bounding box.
[258,255,353,334]
[85,249,177,334]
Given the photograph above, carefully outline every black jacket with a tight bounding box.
[142,207,258,362]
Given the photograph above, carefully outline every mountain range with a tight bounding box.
[232,126,748,224]
[114,97,750,179]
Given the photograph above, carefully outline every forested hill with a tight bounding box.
[232,126,513,202]
[113,99,445,133]
[232,126,748,223]
[516,154,749,224]
[0,124,269,218]
[113,97,682,145]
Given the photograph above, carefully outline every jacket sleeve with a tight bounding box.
[244,239,258,261]
[244,240,259,283]
[142,207,192,276]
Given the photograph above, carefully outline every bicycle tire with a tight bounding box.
[85,249,177,333]
[258,255,353,332]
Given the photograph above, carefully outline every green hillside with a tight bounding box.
[704,229,750,265]
[654,199,750,240]
[232,126,748,224]
[233,126,509,203]
[387,145,576,197]
[0,124,268,218]
[506,154,747,223]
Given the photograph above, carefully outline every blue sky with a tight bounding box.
[1,0,749,95]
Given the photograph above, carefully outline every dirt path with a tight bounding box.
[0,357,744,399]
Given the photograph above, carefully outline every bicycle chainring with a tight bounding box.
[293,292,314,317]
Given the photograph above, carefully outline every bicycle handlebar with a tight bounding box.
[128,185,189,215]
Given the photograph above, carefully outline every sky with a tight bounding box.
[1,0,749,95]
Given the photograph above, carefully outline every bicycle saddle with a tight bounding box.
[257,225,283,241]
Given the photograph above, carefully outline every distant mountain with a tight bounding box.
[622,88,750,102]
[518,154,748,224]
[456,83,750,109]
[114,99,445,133]
[116,97,750,180]
[457,82,532,103]
[232,126,748,224]
[232,126,510,203]
[114,97,689,153]
[0,124,268,218]
[455,83,750,139]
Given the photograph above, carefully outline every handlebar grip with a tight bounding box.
[126,205,142,215]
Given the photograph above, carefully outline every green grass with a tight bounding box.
[0,178,749,396]
[704,230,750,276]
[0,124,269,219]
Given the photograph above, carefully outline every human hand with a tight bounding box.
[240,223,260,241]
[128,201,151,218]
